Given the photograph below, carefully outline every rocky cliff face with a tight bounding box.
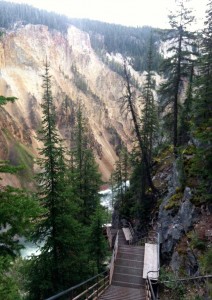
[152,150,212,279]
[0,24,138,185]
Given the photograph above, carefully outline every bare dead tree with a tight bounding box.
[120,60,158,194]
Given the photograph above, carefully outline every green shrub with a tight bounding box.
[200,248,212,273]
[165,191,183,210]
[189,232,206,251]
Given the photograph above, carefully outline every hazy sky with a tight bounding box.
[8,0,208,28]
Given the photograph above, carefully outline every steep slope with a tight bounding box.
[0,24,138,185]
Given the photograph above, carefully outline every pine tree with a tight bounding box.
[141,33,158,164]
[69,103,102,226]
[193,0,212,129]
[0,96,17,105]
[88,203,108,273]
[28,62,87,299]
[121,60,157,194]
[159,0,196,155]
[190,0,212,199]
[111,146,130,206]
[0,96,41,300]
[179,63,194,144]
[35,62,65,292]
[66,104,108,275]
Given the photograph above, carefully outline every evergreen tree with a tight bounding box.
[35,61,64,292]
[0,96,41,300]
[193,0,212,128]
[0,95,17,105]
[27,62,87,299]
[179,63,194,144]
[0,1,68,32]
[69,103,102,226]
[121,60,157,194]
[88,203,108,273]
[159,0,196,155]
[66,104,108,275]
[111,146,130,206]
[141,33,158,164]
[112,158,124,203]
[190,0,212,199]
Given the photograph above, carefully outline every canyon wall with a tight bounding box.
[0,24,140,185]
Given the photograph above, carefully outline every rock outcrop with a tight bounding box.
[158,187,200,260]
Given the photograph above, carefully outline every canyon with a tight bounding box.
[0,23,145,186]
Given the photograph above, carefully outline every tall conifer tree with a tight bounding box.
[69,104,102,225]
[190,0,212,197]
[159,0,196,155]
[141,34,158,164]
[28,63,86,299]
[193,0,212,128]
[0,96,40,299]
[121,61,157,194]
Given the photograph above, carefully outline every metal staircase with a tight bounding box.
[45,224,159,300]
[98,285,145,300]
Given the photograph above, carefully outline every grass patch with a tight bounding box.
[165,190,183,210]
[2,129,35,187]
[14,143,34,184]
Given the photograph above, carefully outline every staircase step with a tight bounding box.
[112,272,143,285]
[117,252,144,260]
[115,258,143,268]
[118,248,144,253]
[119,245,145,251]
[100,228,147,298]
[118,239,128,245]
[115,265,142,276]
[98,285,146,300]
[112,280,145,289]
[98,228,148,299]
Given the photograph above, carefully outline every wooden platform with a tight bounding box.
[122,227,133,242]
[142,243,158,279]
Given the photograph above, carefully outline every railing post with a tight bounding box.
[86,282,88,299]
[97,274,99,298]
[70,289,73,300]
[109,230,119,284]
[103,273,106,290]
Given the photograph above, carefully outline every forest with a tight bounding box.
[0,0,211,299]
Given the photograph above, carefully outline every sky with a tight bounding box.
[7,0,208,29]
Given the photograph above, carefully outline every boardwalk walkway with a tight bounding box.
[99,229,146,300]
[45,226,159,300]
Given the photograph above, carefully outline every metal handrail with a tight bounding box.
[45,230,120,300]
[146,274,157,300]
[134,234,158,246]
[109,230,119,284]
[161,274,212,283]
[45,270,109,300]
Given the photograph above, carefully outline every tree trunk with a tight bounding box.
[123,64,158,194]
